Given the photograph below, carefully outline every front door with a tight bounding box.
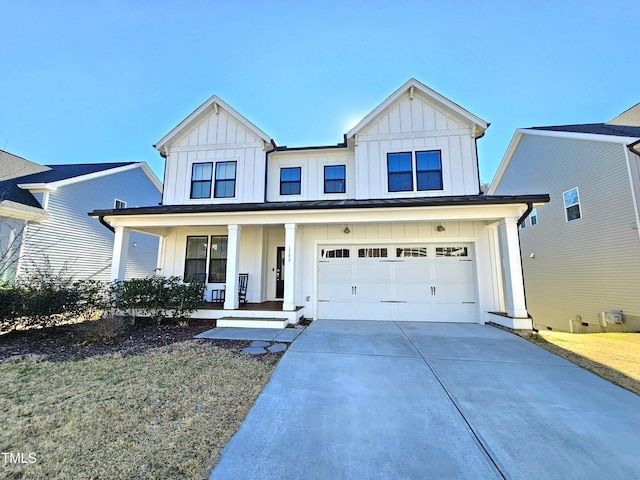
[276,246,285,299]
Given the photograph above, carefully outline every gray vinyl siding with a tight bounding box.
[494,134,640,332]
[17,167,161,282]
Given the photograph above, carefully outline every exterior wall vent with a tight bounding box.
[599,311,623,326]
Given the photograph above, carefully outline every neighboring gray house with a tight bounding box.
[0,149,162,284]
[489,105,640,333]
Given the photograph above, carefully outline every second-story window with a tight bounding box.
[280,167,301,195]
[214,161,237,198]
[563,187,581,221]
[324,165,346,193]
[387,153,413,192]
[191,162,213,199]
[416,151,443,191]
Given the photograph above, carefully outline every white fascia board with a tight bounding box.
[0,201,49,221]
[154,95,272,153]
[100,203,528,230]
[347,78,489,139]
[18,163,161,192]
[488,128,640,194]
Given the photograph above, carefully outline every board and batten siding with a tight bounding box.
[17,167,161,282]
[266,150,355,202]
[354,91,480,199]
[494,134,640,332]
[162,108,267,205]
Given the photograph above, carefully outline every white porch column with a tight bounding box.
[499,218,528,319]
[283,223,297,311]
[224,225,241,310]
[110,226,130,281]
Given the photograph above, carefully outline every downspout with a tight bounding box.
[264,139,278,202]
[516,201,535,330]
[98,215,115,233]
[517,202,533,226]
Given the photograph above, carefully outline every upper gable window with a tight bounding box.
[563,188,581,221]
[324,165,346,194]
[214,161,237,198]
[280,167,301,195]
[387,153,413,192]
[416,151,443,191]
[191,162,213,199]
[114,199,126,210]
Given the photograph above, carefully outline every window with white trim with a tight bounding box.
[396,247,428,257]
[530,208,538,226]
[563,188,581,221]
[387,150,443,193]
[114,199,126,209]
[321,248,350,259]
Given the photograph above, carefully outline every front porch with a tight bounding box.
[192,300,305,328]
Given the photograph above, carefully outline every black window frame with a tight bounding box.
[208,235,228,283]
[280,167,302,195]
[190,162,213,199]
[324,165,346,194]
[415,150,443,191]
[184,235,208,282]
[214,161,237,199]
[387,152,413,192]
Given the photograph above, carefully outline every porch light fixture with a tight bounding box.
[343,226,351,234]
[436,224,445,232]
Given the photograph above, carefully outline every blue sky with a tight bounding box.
[1,0,638,184]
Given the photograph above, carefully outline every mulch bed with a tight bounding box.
[0,318,268,362]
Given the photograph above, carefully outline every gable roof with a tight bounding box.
[16,162,163,192]
[347,78,489,139]
[154,95,272,155]
[15,162,136,184]
[529,123,640,138]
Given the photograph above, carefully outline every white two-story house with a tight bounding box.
[92,79,548,330]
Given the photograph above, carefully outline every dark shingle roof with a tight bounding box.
[14,162,135,184]
[0,179,42,208]
[90,194,550,217]
[529,123,640,138]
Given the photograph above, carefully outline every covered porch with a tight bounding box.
[95,195,548,331]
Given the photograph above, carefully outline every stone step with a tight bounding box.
[217,317,289,329]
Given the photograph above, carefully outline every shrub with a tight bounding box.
[110,276,205,325]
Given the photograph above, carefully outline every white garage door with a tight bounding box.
[317,244,476,322]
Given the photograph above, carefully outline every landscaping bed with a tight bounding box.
[0,317,283,479]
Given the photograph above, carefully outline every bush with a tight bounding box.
[110,276,205,325]
[0,260,109,331]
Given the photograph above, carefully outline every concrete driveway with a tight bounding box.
[210,321,640,479]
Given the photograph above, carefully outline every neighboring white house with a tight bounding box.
[0,149,162,284]
[92,78,548,330]
[489,104,640,333]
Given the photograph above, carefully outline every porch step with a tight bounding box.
[217,316,289,329]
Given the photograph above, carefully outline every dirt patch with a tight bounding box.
[0,317,277,363]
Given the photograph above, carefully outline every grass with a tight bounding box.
[525,331,640,395]
[0,341,278,479]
